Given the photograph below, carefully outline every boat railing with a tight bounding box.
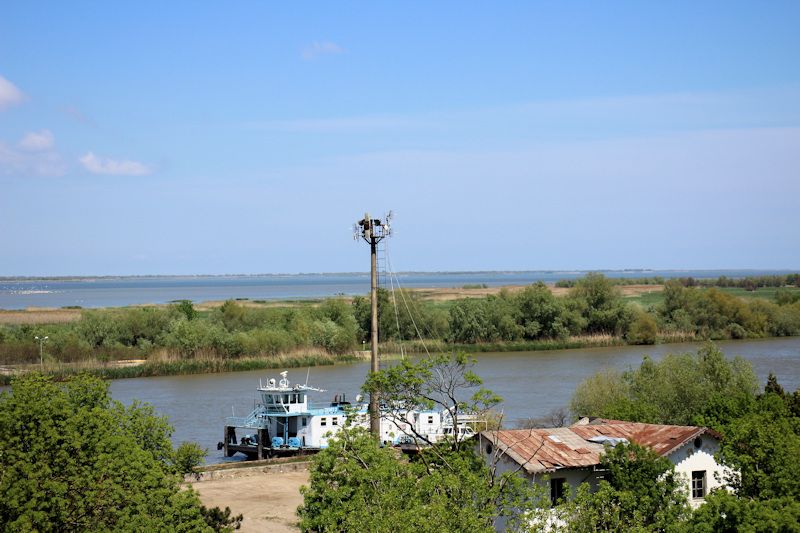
[226,413,269,429]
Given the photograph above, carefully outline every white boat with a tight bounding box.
[219,370,474,459]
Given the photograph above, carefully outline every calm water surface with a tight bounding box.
[2,269,792,309]
[106,337,800,464]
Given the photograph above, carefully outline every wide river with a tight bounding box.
[1,269,793,309]
[107,337,800,464]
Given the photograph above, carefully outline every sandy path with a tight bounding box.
[191,471,309,532]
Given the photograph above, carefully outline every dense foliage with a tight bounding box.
[299,353,537,532]
[555,273,800,290]
[571,346,800,532]
[554,443,690,532]
[570,343,759,425]
[2,273,799,369]
[657,280,800,339]
[0,373,220,531]
[298,427,537,532]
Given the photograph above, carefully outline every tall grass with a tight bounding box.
[0,352,360,386]
[381,334,627,355]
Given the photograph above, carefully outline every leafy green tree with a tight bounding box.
[363,352,501,450]
[686,490,800,533]
[570,343,759,425]
[0,373,211,531]
[515,282,572,339]
[448,297,492,343]
[300,352,539,531]
[559,443,690,532]
[173,299,198,321]
[626,310,658,345]
[716,391,800,500]
[298,425,537,532]
[175,441,207,475]
[569,273,633,335]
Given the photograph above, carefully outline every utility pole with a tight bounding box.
[354,212,391,439]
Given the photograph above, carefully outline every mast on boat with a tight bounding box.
[355,212,392,439]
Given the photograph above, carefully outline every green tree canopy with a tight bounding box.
[557,442,690,532]
[298,425,537,532]
[570,343,759,425]
[0,373,212,532]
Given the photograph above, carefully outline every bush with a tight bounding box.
[174,441,206,474]
[626,311,658,345]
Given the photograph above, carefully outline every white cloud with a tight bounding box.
[18,130,55,151]
[0,75,26,111]
[302,41,344,60]
[79,152,152,176]
[0,130,64,177]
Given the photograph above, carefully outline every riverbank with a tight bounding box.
[0,352,364,386]
[0,331,702,385]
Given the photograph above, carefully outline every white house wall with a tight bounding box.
[668,435,730,508]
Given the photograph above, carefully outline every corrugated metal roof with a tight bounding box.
[481,419,716,474]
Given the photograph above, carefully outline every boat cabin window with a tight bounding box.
[283,394,289,404]
[321,417,327,427]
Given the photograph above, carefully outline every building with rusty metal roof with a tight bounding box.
[476,417,730,514]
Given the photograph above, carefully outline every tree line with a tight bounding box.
[2,273,799,366]
[555,273,800,290]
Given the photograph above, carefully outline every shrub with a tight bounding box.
[625,311,658,345]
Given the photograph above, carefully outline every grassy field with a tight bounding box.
[625,286,800,309]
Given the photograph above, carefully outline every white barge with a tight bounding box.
[219,371,473,459]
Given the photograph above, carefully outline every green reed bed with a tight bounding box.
[0,353,360,385]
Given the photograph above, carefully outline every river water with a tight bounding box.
[1,269,793,309]
[105,337,800,464]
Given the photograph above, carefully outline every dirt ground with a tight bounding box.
[191,471,309,532]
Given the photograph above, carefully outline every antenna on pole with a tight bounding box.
[354,211,392,439]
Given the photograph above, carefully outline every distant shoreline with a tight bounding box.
[1,268,797,283]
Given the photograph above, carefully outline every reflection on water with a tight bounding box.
[101,336,797,463]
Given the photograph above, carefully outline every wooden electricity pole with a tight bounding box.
[355,212,391,439]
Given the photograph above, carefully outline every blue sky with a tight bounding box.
[1,2,798,275]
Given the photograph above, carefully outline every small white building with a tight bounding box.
[477,418,730,514]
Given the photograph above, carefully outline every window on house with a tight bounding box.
[550,478,566,506]
[427,415,434,424]
[301,417,307,427]
[332,417,338,426]
[691,471,706,499]
[321,418,327,427]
